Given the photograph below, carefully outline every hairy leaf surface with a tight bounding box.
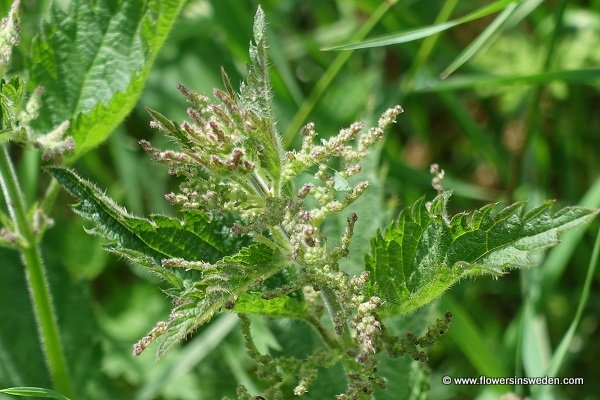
[29,0,185,158]
[159,244,286,356]
[367,192,598,316]
[49,167,298,355]
[238,6,283,185]
[48,167,226,279]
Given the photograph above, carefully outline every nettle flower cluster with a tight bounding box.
[141,75,401,259]
[141,93,404,397]
[135,8,445,399]
[140,69,403,329]
[141,66,398,398]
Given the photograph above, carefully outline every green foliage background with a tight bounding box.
[1,0,599,399]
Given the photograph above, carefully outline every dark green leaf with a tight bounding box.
[367,192,599,316]
[48,167,226,274]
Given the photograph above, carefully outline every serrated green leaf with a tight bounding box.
[29,0,185,159]
[367,192,599,316]
[48,167,226,278]
[233,293,307,319]
[0,76,27,142]
[158,244,286,356]
[238,6,283,186]
[0,387,71,400]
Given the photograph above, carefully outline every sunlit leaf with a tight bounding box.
[367,192,598,316]
[233,293,307,319]
[29,0,186,159]
[441,3,518,78]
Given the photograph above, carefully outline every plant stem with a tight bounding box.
[305,314,339,350]
[0,144,74,397]
[270,220,364,390]
[320,287,364,379]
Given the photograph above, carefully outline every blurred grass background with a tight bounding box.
[1,0,599,399]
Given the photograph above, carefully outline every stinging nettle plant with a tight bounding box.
[46,7,598,400]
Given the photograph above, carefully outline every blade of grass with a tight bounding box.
[516,0,575,377]
[0,387,70,400]
[516,264,554,398]
[541,176,600,297]
[441,0,545,79]
[402,0,458,93]
[441,3,518,78]
[544,225,600,378]
[413,68,600,92]
[505,0,545,29]
[283,0,398,147]
[222,343,260,395]
[520,288,552,376]
[525,221,600,400]
[507,0,569,201]
[323,0,519,51]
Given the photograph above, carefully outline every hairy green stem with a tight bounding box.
[319,286,365,389]
[266,184,365,391]
[0,145,74,397]
[320,288,353,349]
[305,314,339,350]
[271,225,361,373]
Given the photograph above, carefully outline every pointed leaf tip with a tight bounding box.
[253,6,266,42]
[367,194,599,316]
